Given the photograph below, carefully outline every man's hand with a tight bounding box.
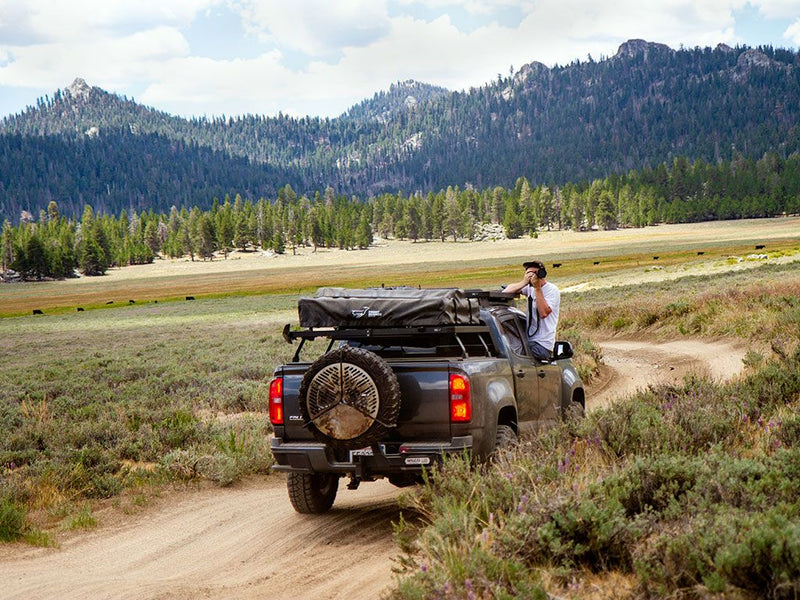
[525,269,543,289]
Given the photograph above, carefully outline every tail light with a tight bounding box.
[268,377,284,425]
[449,373,471,422]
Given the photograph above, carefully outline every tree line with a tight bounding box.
[3,152,800,280]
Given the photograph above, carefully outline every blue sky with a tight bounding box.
[0,0,799,120]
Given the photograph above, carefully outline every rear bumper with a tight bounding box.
[270,436,473,477]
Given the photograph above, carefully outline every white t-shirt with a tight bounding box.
[522,281,560,351]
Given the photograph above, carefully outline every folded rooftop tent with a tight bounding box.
[297,287,483,328]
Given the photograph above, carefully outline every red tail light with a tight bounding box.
[268,377,284,425]
[449,373,471,422]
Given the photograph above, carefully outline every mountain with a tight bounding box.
[342,80,450,123]
[2,40,800,221]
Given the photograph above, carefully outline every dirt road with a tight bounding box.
[2,477,403,600]
[0,338,748,600]
[587,338,749,409]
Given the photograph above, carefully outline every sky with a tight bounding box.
[0,0,799,121]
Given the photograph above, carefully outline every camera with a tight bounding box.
[523,260,547,280]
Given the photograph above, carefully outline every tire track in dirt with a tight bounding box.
[587,338,748,409]
[1,478,404,600]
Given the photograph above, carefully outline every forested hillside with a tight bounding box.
[1,39,799,223]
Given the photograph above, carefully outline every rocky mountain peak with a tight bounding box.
[736,48,777,69]
[66,78,93,101]
[514,61,549,83]
[615,39,672,60]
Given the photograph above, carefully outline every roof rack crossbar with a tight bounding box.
[286,324,489,342]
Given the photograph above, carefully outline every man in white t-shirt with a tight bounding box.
[504,260,560,361]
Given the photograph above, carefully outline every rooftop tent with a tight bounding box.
[297,287,483,328]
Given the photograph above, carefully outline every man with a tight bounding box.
[504,260,560,360]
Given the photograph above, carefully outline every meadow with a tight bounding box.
[2,216,799,317]
[1,217,799,598]
[0,295,297,543]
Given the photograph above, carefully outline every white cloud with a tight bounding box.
[0,0,217,43]
[395,0,534,16]
[236,0,392,57]
[0,26,191,89]
[749,0,800,20]
[785,17,800,43]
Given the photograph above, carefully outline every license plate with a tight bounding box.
[404,456,431,466]
[349,445,385,461]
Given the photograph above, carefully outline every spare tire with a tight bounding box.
[298,346,401,450]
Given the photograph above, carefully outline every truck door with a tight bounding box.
[497,313,561,432]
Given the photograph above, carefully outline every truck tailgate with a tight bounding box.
[279,360,453,442]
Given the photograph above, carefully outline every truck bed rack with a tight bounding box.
[282,323,496,362]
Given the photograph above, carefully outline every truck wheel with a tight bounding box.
[495,424,518,448]
[566,400,585,419]
[287,472,339,514]
[492,424,518,461]
[298,346,401,451]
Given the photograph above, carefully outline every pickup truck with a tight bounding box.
[268,287,585,513]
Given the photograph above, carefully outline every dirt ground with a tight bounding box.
[587,337,749,409]
[0,337,749,600]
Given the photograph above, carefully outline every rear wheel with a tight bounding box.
[495,424,518,448]
[287,472,339,514]
[492,424,518,461]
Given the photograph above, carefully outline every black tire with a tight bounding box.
[287,472,339,514]
[495,424,518,449]
[566,400,585,420]
[298,346,401,451]
[490,423,518,462]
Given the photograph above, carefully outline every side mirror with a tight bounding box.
[553,340,573,360]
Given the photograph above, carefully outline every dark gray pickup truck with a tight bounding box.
[268,287,584,513]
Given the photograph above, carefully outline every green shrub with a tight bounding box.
[534,496,636,571]
[0,495,27,542]
[638,508,800,598]
[393,342,800,599]
[67,504,97,530]
[158,410,200,449]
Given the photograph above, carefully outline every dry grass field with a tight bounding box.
[1,216,799,316]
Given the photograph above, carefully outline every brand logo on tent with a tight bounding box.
[351,306,383,318]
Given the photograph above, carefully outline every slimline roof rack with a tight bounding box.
[282,323,494,363]
[463,289,517,306]
[284,288,519,362]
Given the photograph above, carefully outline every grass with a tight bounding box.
[389,262,800,600]
[0,294,296,539]
[563,261,800,340]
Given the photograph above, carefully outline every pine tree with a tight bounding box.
[355,212,372,249]
[595,191,617,230]
[144,219,161,256]
[80,235,107,276]
[197,214,216,260]
[273,219,286,254]
[1,220,13,271]
[503,199,523,239]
